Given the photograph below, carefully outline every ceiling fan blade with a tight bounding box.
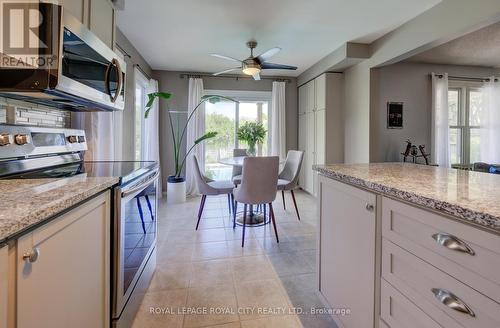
[257,47,281,62]
[213,67,241,76]
[210,54,242,63]
[252,73,261,81]
[261,62,297,70]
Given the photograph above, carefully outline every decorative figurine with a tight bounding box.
[401,139,430,165]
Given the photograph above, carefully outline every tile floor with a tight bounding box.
[132,190,338,328]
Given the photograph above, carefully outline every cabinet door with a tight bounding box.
[89,0,115,48]
[17,192,110,328]
[60,0,86,23]
[298,113,307,188]
[315,74,326,110]
[315,109,326,166]
[318,177,376,328]
[298,85,307,115]
[305,80,315,113]
[305,111,315,194]
[0,246,7,328]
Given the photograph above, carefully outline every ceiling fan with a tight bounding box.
[211,41,297,80]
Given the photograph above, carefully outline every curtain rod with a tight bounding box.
[135,64,152,80]
[435,74,498,82]
[179,73,291,83]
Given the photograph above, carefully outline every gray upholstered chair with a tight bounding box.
[277,150,304,220]
[231,148,247,185]
[233,156,280,247]
[192,155,234,230]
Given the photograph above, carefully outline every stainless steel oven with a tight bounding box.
[0,3,125,112]
[113,168,159,327]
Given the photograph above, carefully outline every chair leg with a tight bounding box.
[144,195,154,221]
[195,195,207,230]
[233,200,238,229]
[269,203,279,243]
[290,190,301,221]
[136,197,146,234]
[227,194,232,214]
[242,204,248,247]
[263,204,267,223]
[281,190,286,210]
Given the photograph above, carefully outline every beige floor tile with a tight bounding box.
[184,284,239,327]
[190,259,233,288]
[196,228,228,243]
[192,241,230,260]
[226,238,263,257]
[132,289,187,328]
[235,279,292,321]
[231,255,276,283]
[200,322,241,328]
[148,261,192,291]
[157,241,195,263]
[240,315,302,328]
[198,218,226,229]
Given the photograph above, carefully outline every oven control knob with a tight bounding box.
[77,135,85,143]
[14,134,29,145]
[0,133,11,146]
[67,135,78,143]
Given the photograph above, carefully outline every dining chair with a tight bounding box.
[192,155,235,230]
[231,148,247,185]
[277,150,304,220]
[233,156,279,247]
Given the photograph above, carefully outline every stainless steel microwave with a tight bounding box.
[0,3,125,112]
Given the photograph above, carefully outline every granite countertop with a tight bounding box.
[314,163,500,232]
[0,175,118,245]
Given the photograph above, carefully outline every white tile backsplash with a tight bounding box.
[0,99,70,128]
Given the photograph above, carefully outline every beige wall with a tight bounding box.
[153,71,298,189]
[371,62,500,163]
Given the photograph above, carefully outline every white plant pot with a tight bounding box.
[166,179,186,204]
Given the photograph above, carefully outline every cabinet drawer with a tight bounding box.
[383,238,500,328]
[382,197,500,302]
[381,279,440,328]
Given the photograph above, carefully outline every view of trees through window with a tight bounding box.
[204,99,269,180]
[448,85,483,167]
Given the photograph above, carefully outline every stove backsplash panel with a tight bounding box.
[0,99,70,128]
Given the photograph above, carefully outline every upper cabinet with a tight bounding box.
[89,0,115,49]
[60,0,116,49]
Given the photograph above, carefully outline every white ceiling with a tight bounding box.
[407,21,500,67]
[117,0,440,76]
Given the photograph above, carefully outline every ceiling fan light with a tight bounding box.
[242,67,261,75]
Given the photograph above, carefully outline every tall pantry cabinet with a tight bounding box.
[298,73,343,196]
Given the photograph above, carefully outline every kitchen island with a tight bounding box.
[313,163,500,328]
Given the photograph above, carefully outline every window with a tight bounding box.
[448,83,483,167]
[204,90,272,180]
[134,68,149,161]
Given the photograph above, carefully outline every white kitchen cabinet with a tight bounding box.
[298,73,343,196]
[0,246,7,328]
[318,176,377,328]
[60,0,87,23]
[89,0,115,49]
[16,192,110,328]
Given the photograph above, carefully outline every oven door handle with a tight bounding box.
[121,170,160,198]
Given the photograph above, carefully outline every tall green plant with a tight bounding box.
[237,121,267,155]
[145,93,237,179]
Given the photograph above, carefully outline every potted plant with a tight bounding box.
[237,121,267,156]
[145,92,237,203]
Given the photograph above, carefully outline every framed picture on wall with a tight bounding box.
[387,102,403,129]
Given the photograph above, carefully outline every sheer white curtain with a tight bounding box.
[185,78,205,196]
[143,78,162,197]
[479,78,500,163]
[431,73,450,167]
[270,81,286,161]
[72,112,115,161]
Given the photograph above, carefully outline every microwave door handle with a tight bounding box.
[105,58,123,103]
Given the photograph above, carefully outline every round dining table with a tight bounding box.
[218,155,277,226]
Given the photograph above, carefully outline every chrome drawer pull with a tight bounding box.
[431,288,475,317]
[22,247,40,263]
[431,233,475,256]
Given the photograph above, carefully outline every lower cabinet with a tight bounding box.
[16,191,110,328]
[0,246,7,328]
[318,177,377,327]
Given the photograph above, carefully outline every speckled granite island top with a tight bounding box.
[314,163,500,232]
[0,176,118,244]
